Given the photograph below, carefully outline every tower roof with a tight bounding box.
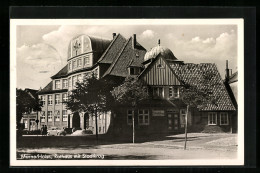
[144,45,177,62]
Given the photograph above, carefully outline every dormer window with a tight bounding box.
[62,79,68,89]
[129,67,141,75]
[55,80,60,89]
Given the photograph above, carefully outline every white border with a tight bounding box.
[10,19,244,166]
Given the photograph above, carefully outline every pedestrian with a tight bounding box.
[41,125,44,136]
[44,125,48,136]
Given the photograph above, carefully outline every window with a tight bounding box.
[173,87,179,98]
[55,94,60,105]
[40,95,45,105]
[69,62,71,71]
[47,111,52,122]
[55,80,60,89]
[40,111,45,122]
[55,110,60,121]
[48,95,52,105]
[73,60,76,69]
[77,58,82,67]
[208,112,217,125]
[127,109,134,125]
[63,79,68,88]
[77,74,82,82]
[84,56,90,66]
[24,120,28,129]
[72,76,77,88]
[153,87,164,98]
[138,109,149,125]
[68,77,72,88]
[62,93,68,102]
[169,87,173,97]
[169,87,179,98]
[220,112,229,125]
[62,110,68,121]
[129,67,141,75]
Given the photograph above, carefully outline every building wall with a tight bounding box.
[21,112,38,131]
[191,111,235,132]
[38,92,68,129]
[110,106,192,135]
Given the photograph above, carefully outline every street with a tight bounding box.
[17,133,237,160]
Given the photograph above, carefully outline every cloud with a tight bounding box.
[42,25,112,62]
[139,30,156,40]
[16,43,63,89]
[172,30,237,77]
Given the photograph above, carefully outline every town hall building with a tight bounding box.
[36,33,237,135]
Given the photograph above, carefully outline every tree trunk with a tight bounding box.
[230,113,233,133]
[133,113,135,144]
[184,105,189,150]
[95,110,98,142]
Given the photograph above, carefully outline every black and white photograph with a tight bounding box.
[10,19,244,166]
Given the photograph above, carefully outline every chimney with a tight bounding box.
[225,60,230,82]
[158,39,160,46]
[132,34,136,49]
[112,33,116,39]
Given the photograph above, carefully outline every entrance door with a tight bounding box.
[167,113,179,131]
[72,112,80,128]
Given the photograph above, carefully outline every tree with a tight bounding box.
[177,71,220,150]
[16,88,42,129]
[111,76,150,143]
[65,74,114,141]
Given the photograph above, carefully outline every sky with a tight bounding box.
[16,24,238,90]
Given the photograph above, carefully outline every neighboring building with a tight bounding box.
[21,88,39,131]
[37,33,237,135]
[228,71,238,102]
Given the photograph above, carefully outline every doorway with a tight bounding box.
[72,112,80,128]
[84,113,89,130]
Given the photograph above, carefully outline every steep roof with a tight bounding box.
[24,88,38,99]
[103,36,146,77]
[98,34,128,64]
[170,63,236,111]
[51,65,68,79]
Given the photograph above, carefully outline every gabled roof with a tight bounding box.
[139,53,182,80]
[98,34,128,64]
[170,63,236,111]
[103,36,146,77]
[51,65,68,79]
